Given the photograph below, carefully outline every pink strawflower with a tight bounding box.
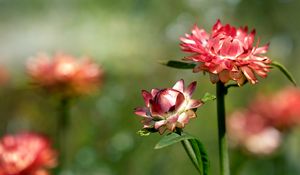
[228,111,281,155]
[134,79,203,134]
[0,133,57,175]
[27,53,103,97]
[0,66,9,86]
[180,19,271,85]
[249,87,300,130]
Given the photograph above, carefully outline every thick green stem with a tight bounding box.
[216,82,230,175]
[57,97,71,170]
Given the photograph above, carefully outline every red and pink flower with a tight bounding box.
[0,133,57,175]
[180,20,271,85]
[27,53,103,96]
[134,79,203,134]
[228,110,281,155]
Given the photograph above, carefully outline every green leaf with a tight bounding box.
[271,61,297,86]
[160,60,196,69]
[136,129,151,136]
[155,133,209,175]
[201,92,216,103]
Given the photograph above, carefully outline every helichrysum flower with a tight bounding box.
[0,133,57,175]
[180,19,271,85]
[134,79,203,134]
[27,53,103,97]
[249,87,300,130]
[228,111,281,155]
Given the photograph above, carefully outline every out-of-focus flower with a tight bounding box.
[27,53,103,97]
[249,87,300,130]
[134,79,203,134]
[180,19,271,85]
[0,66,9,86]
[0,132,57,175]
[228,111,281,155]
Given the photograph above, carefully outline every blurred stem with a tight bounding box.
[57,97,71,170]
[216,82,230,175]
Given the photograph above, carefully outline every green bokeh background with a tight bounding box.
[0,0,300,175]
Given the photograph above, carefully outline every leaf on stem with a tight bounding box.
[271,61,297,86]
[160,60,196,69]
[201,93,216,103]
[155,132,209,175]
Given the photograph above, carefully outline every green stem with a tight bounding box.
[216,82,230,175]
[57,97,71,170]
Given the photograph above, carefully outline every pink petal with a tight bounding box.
[142,90,152,107]
[172,79,184,92]
[228,39,244,57]
[175,93,185,111]
[134,107,149,117]
[219,70,231,83]
[154,120,167,129]
[254,44,269,55]
[185,81,197,96]
[241,67,257,84]
[158,126,167,134]
[151,88,159,97]
[187,99,203,109]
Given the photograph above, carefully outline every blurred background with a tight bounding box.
[1,0,300,175]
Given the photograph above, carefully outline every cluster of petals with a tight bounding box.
[180,19,271,85]
[27,53,103,97]
[0,133,57,175]
[228,87,300,155]
[134,79,203,134]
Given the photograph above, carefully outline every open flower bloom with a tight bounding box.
[0,133,57,175]
[27,53,103,97]
[228,111,281,155]
[134,79,203,134]
[249,87,300,130]
[180,19,271,85]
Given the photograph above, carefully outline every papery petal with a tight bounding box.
[241,67,257,84]
[142,90,152,107]
[134,107,149,117]
[154,120,167,129]
[151,88,160,97]
[172,79,184,92]
[219,70,230,83]
[187,99,203,109]
[175,93,185,111]
[185,81,197,96]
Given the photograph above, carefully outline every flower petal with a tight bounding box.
[142,90,152,107]
[172,79,184,92]
[134,107,149,117]
[187,99,203,109]
[185,81,197,96]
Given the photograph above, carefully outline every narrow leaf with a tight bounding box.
[271,61,297,86]
[154,133,209,175]
[154,133,193,149]
[201,92,216,103]
[160,60,196,69]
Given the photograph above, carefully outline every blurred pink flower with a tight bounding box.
[228,111,281,155]
[180,20,271,85]
[0,66,9,86]
[134,79,203,134]
[0,133,57,175]
[249,87,300,130]
[27,53,104,97]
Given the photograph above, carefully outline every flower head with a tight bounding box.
[0,132,57,175]
[134,79,203,134]
[228,110,281,155]
[249,87,300,130]
[27,53,103,97]
[180,19,271,85]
